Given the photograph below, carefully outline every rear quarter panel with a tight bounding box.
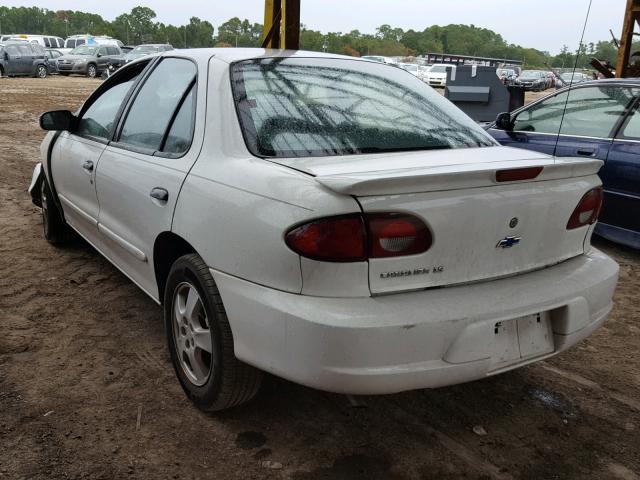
[171,57,363,294]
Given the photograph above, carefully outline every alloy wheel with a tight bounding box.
[37,65,47,78]
[172,282,213,386]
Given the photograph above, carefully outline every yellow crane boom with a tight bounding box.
[261,0,301,49]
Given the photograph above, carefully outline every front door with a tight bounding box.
[95,57,201,299]
[52,68,144,244]
[489,85,638,164]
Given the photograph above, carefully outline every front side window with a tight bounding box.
[514,86,638,138]
[118,58,196,153]
[76,64,146,140]
[231,58,494,158]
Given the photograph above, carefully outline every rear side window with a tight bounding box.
[76,38,85,46]
[118,58,196,154]
[44,37,51,47]
[65,39,75,49]
[231,57,494,158]
[163,87,196,154]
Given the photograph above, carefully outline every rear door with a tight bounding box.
[598,100,640,244]
[18,45,36,75]
[95,57,202,297]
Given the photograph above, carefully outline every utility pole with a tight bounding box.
[184,26,187,48]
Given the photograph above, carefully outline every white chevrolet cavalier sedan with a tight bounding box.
[30,49,619,411]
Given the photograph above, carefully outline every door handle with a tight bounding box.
[150,187,169,202]
[82,160,94,172]
[576,148,596,156]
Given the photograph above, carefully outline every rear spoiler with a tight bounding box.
[315,158,603,196]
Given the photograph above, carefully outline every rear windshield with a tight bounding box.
[231,57,495,158]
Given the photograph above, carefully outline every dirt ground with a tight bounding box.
[0,76,639,480]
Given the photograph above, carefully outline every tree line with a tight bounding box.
[0,5,620,68]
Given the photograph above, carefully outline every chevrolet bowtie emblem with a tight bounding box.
[496,236,521,248]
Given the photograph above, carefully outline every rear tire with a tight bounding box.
[36,64,47,78]
[164,254,263,411]
[41,177,73,245]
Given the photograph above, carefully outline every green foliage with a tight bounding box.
[0,5,621,69]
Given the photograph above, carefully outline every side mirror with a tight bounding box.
[495,112,514,131]
[40,110,75,131]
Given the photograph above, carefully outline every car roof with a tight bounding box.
[161,48,370,64]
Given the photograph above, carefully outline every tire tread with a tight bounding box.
[166,254,263,411]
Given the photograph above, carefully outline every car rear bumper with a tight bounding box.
[212,248,618,394]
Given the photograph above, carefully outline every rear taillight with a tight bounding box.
[285,214,366,262]
[566,187,603,230]
[285,213,432,262]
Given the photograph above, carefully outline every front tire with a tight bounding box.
[87,64,97,78]
[164,254,263,411]
[41,177,73,244]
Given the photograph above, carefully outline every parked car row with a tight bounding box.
[0,38,173,78]
[397,62,457,87]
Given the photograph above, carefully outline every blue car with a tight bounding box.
[487,79,640,249]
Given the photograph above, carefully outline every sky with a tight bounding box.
[1,0,628,54]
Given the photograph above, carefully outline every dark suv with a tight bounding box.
[57,44,123,78]
[0,42,49,78]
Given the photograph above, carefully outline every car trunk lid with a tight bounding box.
[270,146,603,294]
